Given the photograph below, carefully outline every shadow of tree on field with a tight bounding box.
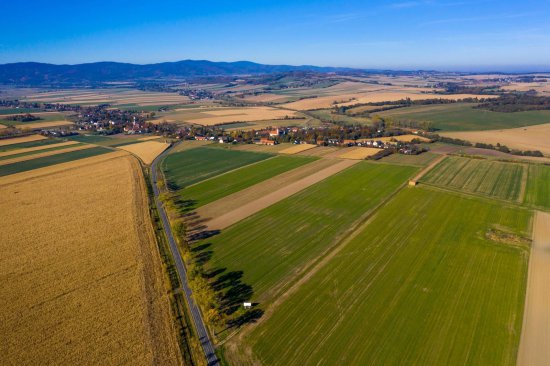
[189,236,263,328]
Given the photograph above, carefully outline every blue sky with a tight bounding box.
[1,0,550,71]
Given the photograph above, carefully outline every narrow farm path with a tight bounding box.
[517,163,529,203]
[410,154,446,183]
[517,210,550,366]
[151,145,219,366]
[203,159,359,230]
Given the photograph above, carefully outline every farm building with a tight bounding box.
[255,138,277,145]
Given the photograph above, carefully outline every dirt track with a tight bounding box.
[200,159,358,230]
[517,211,550,366]
[411,155,446,182]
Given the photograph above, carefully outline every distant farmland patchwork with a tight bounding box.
[4,74,550,366]
[237,188,531,366]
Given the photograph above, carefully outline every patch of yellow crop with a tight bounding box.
[0,153,180,365]
[0,134,46,146]
[16,121,73,130]
[138,135,162,141]
[279,144,317,154]
[0,144,93,166]
[0,141,79,157]
[118,140,170,164]
[339,147,381,159]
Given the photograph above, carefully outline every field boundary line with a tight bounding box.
[151,146,219,366]
[0,150,128,187]
[180,154,278,190]
[411,154,446,182]
[0,143,94,166]
[419,182,529,210]
[517,211,550,366]
[204,159,359,230]
[129,155,184,366]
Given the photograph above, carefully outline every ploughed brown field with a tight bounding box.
[0,151,180,365]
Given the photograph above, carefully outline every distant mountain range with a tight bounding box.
[0,60,359,85]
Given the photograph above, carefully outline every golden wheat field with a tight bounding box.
[0,152,180,365]
[137,135,162,141]
[0,140,78,157]
[0,144,93,166]
[118,140,170,164]
[279,143,317,154]
[158,106,298,125]
[17,120,74,129]
[0,134,46,146]
[338,147,381,159]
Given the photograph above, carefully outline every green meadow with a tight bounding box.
[245,188,531,366]
[161,147,272,189]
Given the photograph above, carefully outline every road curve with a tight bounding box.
[151,145,219,366]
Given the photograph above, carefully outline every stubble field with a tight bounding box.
[0,152,180,365]
[441,123,550,156]
[118,140,170,164]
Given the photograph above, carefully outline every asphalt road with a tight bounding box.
[151,145,219,366]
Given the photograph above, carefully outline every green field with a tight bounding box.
[0,112,70,126]
[0,108,41,115]
[378,103,550,131]
[244,188,531,366]
[0,138,63,153]
[421,156,525,201]
[0,146,110,176]
[0,142,85,161]
[378,151,440,167]
[201,162,417,304]
[524,164,550,209]
[180,155,317,208]
[66,134,144,147]
[162,147,272,189]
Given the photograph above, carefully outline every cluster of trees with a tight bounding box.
[476,94,550,112]
[331,97,488,119]
[5,113,41,122]
[436,82,502,95]
[159,189,259,332]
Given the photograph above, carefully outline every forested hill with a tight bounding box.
[0,60,356,85]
